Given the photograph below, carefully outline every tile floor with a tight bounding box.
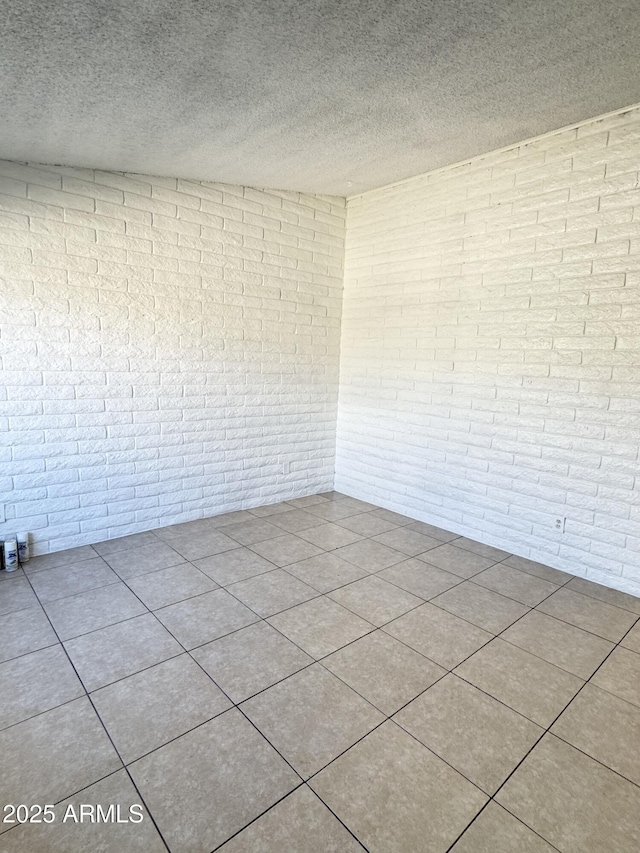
[2,492,640,852]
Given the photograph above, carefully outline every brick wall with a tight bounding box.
[0,162,345,554]
[337,107,640,595]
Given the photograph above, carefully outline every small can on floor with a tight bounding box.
[17,532,30,564]
[3,539,19,572]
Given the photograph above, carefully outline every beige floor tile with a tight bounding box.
[0,698,121,818]
[0,645,84,730]
[502,609,614,678]
[148,531,238,564]
[311,721,487,853]
[384,603,492,670]
[333,539,406,572]
[92,531,160,557]
[370,508,414,525]
[379,558,461,599]
[305,501,367,522]
[328,575,422,626]
[221,518,285,546]
[323,630,445,714]
[337,512,401,537]
[0,577,39,616]
[455,638,583,727]
[621,620,640,653]
[227,569,318,617]
[433,582,529,634]
[537,588,637,642]
[268,596,374,659]
[129,709,298,853]
[372,527,441,557]
[10,498,639,853]
[0,606,58,663]
[43,582,147,640]
[453,537,511,560]
[285,552,368,592]
[155,518,221,540]
[125,562,218,610]
[395,674,542,794]
[64,613,182,692]
[565,576,640,615]
[154,588,258,649]
[248,501,296,518]
[103,540,185,578]
[242,664,383,778]
[3,769,166,852]
[194,547,275,585]
[286,495,329,508]
[219,785,363,852]
[450,802,556,853]
[406,521,460,542]
[0,566,25,582]
[209,510,257,527]
[25,545,97,571]
[297,522,364,550]
[552,683,640,786]
[27,557,118,602]
[334,498,378,513]
[503,554,572,585]
[271,509,326,532]
[497,734,640,853]
[192,621,313,703]
[472,563,558,606]
[591,646,640,708]
[249,534,324,567]
[92,654,231,763]
[418,544,496,578]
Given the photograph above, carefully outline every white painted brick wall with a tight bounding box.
[337,106,640,596]
[0,162,345,554]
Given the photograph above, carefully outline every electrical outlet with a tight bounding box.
[0,505,4,523]
[554,517,566,533]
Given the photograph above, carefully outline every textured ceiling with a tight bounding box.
[1,0,639,195]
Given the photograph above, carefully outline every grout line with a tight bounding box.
[205,782,309,853]
[37,552,314,851]
[82,551,323,831]
[5,496,640,852]
[298,785,371,853]
[443,797,564,853]
[12,569,173,852]
[443,610,640,852]
[2,515,634,683]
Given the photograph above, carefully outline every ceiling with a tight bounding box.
[1,0,639,196]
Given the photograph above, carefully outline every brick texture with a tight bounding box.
[337,107,640,595]
[0,163,345,554]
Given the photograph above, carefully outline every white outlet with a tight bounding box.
[0,505,4,523]
[554,517,566,532]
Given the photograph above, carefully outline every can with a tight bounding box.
[4,539,19,572]
[16,533,29,563]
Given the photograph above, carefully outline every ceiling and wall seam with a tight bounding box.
[347,100,640,202]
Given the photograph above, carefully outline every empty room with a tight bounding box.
[1,1,640,851]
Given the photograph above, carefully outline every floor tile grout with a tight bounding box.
[9,568,174,853]
[444,605,640,852]
[16,507,640,620]
[4,539,638,692]
[4,495,640,853]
